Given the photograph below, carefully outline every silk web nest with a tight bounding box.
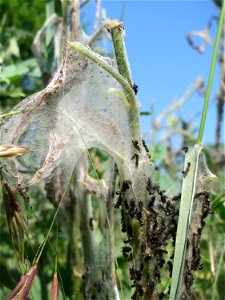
[0,43,151,195]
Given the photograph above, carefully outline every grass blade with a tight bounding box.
[211,242,225,300]
[197,1,225,144]
[170,145,216,299]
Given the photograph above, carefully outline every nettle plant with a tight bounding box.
[0,3,224,300]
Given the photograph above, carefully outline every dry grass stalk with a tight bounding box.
[0,145,30,158]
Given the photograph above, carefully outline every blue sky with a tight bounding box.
[83,0,223,146]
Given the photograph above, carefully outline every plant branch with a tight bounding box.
[88,25,104,47]
[46,0,55,45]
[104,19,133,87]
[0,111,21,119]
[71,0,80,41]
[80,0,90,9]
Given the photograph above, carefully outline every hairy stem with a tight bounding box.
[104,19,133,87]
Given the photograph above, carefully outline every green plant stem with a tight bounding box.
[69,40,142,141]
[104,20,157,300]
[211,242,225,300]
[22,241,25,274]
[80,0,90,8]
[69,24,153,298]
[102,19,143,141]
[197,2,225,144]
[46,0,55,45]
[67,194,81,299]
[88,25,104,47]
[170,145,203,300]
[33,178,73,264]
[0,111,21,119]
[54,256,57,273]
[71,0,80,41]
[104,20,133,87]
[46,0,55,19]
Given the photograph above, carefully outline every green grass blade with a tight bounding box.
[170,145,217,299]
[197,1,225,144]
[0,111,21,119]
[211,242,225,300]
[170,145,203,299]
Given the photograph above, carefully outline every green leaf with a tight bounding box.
[149,143,167,161]
[1,64,28,81]
[8,37,20,58]
[140,111,151,116]
[170,145,217,299]
[211,192,225,209]
[212,243,225,300]
[211,192,225,220]
[1,59,39,81]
